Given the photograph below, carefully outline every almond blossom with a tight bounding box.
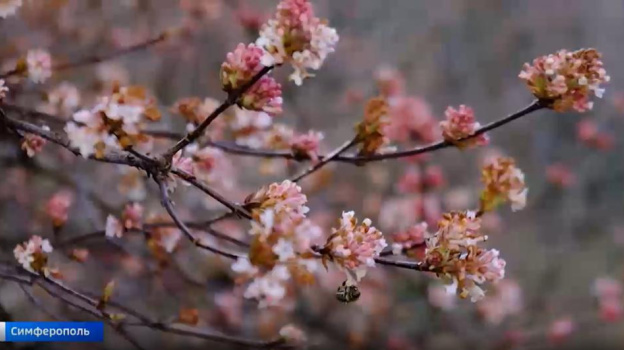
[256,0,339,85]
[321,211,387,284]
[480,157,528,212]
[26,49,52,84]
[14,236,53,275]
[45,190,73,227]
[0,0,22,18]
[425,211,505,302]
[440,105,489,149]
[519,48,609,112]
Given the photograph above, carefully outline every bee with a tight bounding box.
[335,281,361,303]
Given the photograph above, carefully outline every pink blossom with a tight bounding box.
[548,318,575,344]
[220,43,265,91]
[190,146,235,190]
[519,48,609,112]
[440,105,489,149]
[21,127,49,157]
[428,284,457,310]
[476,280,523,325]
[391,222,428,255]
[396,166,421,193]
[122,203,143,230]
[239,75,283,116]
[385,96,436,144]
[323,211,387,283]
[105,215,123,238]
[246,180,309,222]
[546,163,576,188]
[424,165,445,188]
[45,191,73,227]
[374,65,405,98]
[14,235,53,274]
[289,130,323,162]
[256,0,338,85]
[26,49,53,84]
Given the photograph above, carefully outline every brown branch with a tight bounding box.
[150,100,545,164]
[156,178,243,260]
[0,32,169,80]
[290,136,359,183]
[373,256,436,272]
[171,169,252,219]
[162,66,274,160]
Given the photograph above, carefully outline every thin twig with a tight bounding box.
[171,169,252,219]
[290,136,359,182]
[156,178,243,260]
[0,32,169,80]
[162,66,274,160]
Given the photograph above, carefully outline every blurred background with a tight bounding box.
[1,0,624,349]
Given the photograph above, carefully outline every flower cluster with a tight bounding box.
[480,157,528,212]
[592,277,623,322]
[233,180,322,307]
[425,211,505,302]
[386,96,438,144]
[519,48,610,112]
[321,211,387,284]
[164,150,194,193]
[45,190,73,227]
[256,0,339,85]
[21,126,49,157]
[391,222,427,257]
[65,85,160,158]
[14,236,53,275]
[42,82,81,117]
[440,105,489,149]
[26,49,53,84]
[105,203,144,238]
[289,130,323,162]
[0,0,22,18]
[221,43,283,115]
[355,96,396,156]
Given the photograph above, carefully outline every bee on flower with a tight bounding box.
[519,48,609,112]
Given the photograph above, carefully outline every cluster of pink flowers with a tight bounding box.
[14,236,53,275]
[440,105,489,149]
[45,190,73,227]
[480,157,528,212]
[519,48,610,112]
[289,130,323,162]
[220,43,283,115]
[396,165,446,193]
[547,317,575,345]
[592,277,623,322]
[0,0,22,18]
[546,163,576,188]
[26,49,52,84]
[576,118,614,151]
[476,279,523,324]
[321,211,387,284]
[105,203,144,239]
[65,86,159,158]
[425,211,505,302]
[233,180,322,307]
[164,150,194,193]
[256,0,339,85]
[21,125,49,157]
[41,82,81,117]
[386,96,438,144]
[391,222,427,256]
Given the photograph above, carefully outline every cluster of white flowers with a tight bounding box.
[232,180,322,307]
[65,86,158,158]
[256,0,339,85]
[14,236,53,275]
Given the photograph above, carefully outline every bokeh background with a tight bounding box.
[1,0,624,349]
